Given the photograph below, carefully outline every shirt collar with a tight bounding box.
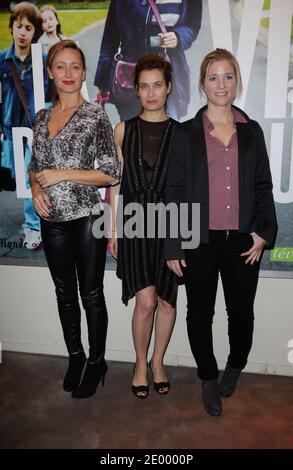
[5,43,31,64]
[4,44,15,60]
[15,53,32,65]
[204,107,248,132]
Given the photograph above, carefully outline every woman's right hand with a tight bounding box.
[95,88,110,105]
[32,186,52,219]
[158,32,178,49]
[108,234,118,259]
[167,259,186,277]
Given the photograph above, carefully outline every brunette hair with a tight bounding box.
[9,2,43,43]
[199,48,242,98]
[40,4,63,37]
[46,39,86,71]
[134,54,172,88]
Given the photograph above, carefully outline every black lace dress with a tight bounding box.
[117,116,178,306]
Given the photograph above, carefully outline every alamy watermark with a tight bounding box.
[91,196,200,250]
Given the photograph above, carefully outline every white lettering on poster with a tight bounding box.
[31,43,45,113]
[270,123,293,203]
[208,0,264,109]
[265,0,292,119]
[12,126,33,199]
[208,0,293,203]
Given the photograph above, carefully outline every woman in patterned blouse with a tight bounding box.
[29,40,120,399]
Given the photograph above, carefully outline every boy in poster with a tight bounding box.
[0,2,49,249]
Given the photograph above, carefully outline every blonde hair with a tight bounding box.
[40,4,63,36]
[46,40,86,102]
[46,39,85,71]
[199,48,242,99]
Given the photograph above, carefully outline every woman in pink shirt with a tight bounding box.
[166,49,277,416]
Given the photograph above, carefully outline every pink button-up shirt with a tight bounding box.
[203,109,247,230]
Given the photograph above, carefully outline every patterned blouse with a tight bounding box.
[29,101,120,222]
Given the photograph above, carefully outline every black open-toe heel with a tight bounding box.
[131,364,149,399]
[148,361,170,395]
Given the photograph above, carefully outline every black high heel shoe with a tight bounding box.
[148,361,170,395]
[131,364,149,399]
[63,351,86,392]
[71,358,108,399]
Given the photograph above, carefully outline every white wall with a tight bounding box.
[0,265,292,376]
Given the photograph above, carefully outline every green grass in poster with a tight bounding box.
[0,8,107,51]
[37,1,110,9]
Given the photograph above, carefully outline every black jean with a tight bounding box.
[41,215,108,362]
[184,230,260,380]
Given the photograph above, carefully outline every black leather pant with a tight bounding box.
[41,215,108,362]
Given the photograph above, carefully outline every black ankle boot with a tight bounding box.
[71,358,108,399]
[63,351,86,392]
[202,379,222,416]
[219,364,241,397]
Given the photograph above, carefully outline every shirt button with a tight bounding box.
[226,166,230,170]
[227,205,230,209]
[225,148,229,152]
[226,186,230,190]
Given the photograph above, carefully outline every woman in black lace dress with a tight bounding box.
[109,55,178,398]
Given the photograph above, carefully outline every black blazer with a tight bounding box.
[165,105,278,260]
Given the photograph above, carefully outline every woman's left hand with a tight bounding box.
[36,169,64,188]
[158,32,178,49]
[108,234,118,260]
[241,232,267,265]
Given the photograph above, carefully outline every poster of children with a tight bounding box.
[0,1,292,277]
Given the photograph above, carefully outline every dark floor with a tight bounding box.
[0,351,293,449]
